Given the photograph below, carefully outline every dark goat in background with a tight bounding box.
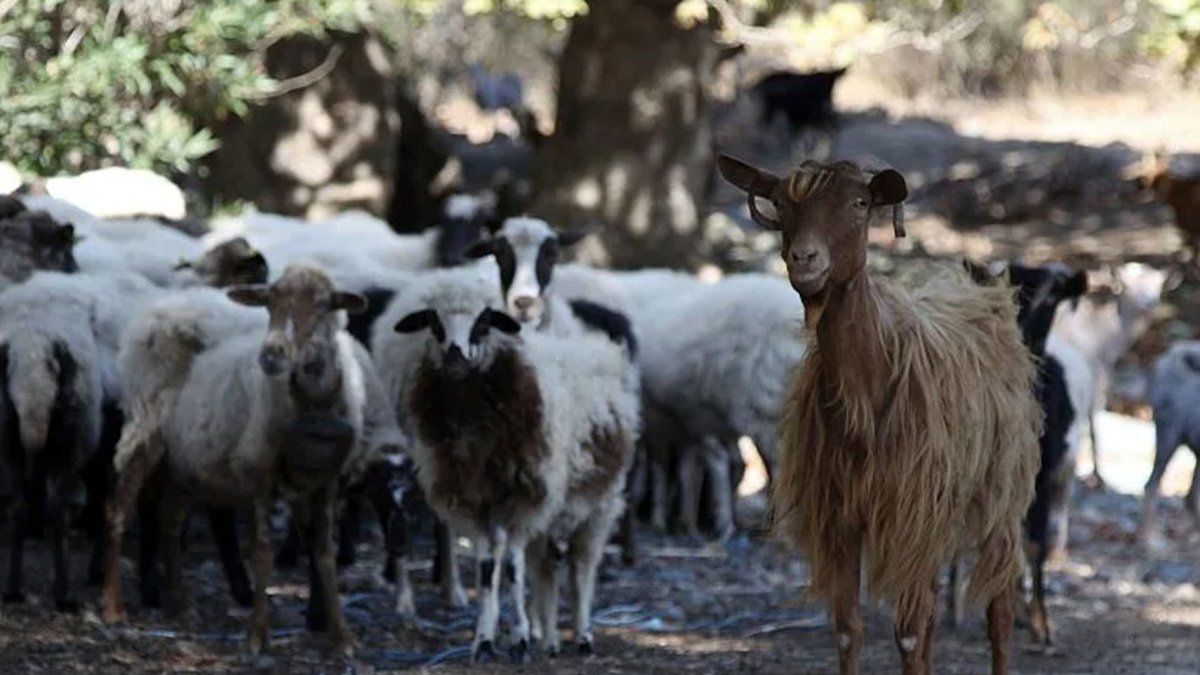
[750,67,847,135]
[960,260,1088,646]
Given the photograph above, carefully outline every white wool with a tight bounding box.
[636,273,806,467]
[0,272,109,453]
[45,167,187,220]
[0,161,21,195]
[1045,335,1093,471]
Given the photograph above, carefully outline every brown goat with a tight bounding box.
[719,155,1040,675]
[1137,151,1200,261]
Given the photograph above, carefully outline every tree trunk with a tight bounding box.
[532,0,717,270]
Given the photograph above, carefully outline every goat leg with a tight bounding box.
[829,537,864,675]
[893,577,936,675]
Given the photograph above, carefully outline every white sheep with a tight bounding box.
[387,273,637,661]
[100,265,370,656]
[42,167,187,220]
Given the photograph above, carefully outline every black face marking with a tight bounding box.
[535,238,559,291]
[394,309,445,342]
[495,238,516,296]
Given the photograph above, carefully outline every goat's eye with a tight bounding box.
[853,197,869,209]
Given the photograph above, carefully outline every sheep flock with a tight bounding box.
[0,150,1195,674]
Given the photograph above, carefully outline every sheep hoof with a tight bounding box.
[509,638,531,664]
[577,637,595,657]
[2,590,26,605]
[472,640,497,663]
[544,644,561,658]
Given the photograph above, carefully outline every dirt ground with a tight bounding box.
[4,94,1200,673]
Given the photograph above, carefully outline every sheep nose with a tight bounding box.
[790,247,819,266]
[513,296,536,311]
[259,347,288,376]
[445,344,467,367]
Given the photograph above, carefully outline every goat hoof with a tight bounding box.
[578,637,595,657]
[473,640,497,663]
[509,638,531,664]
[2,590,26,605]
[100,604,127,625]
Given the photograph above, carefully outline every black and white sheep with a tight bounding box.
[385,271,638,660]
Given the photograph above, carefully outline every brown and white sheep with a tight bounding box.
[719,155,1041,675]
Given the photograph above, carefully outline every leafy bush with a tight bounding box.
[0,0,367,178]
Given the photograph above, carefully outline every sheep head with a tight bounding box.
[227,265,365,379]
[718,154,906,299]
[394,302,521,379]
[0,209,80,282]
[463,216,591,326]
[177,237,268,288]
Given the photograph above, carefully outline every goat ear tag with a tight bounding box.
[869,169,908,206]
[227,285,270,307]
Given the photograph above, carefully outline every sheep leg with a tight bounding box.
[677,446,703,537]
[986,588,1014,675]
[527,536,561,654]
[473,529,508,662]
[648,450,670,532]
[208,507,253,608]
[829,539,863,675]
[48,477,80,611]
[946,556,968,630]
[311,488,353,654]
[569,510,614,656]
[159,486,189,618]
[1086,409,1106,490]
[336,493,361,567]
[3,464,31,605]
[101,448,156,624]
[701,437,735,541]
[508,546,531,663]
[394,552,416,618]
[248,500,273,655]
[1138,425,1179,550]
[1185,453,1200,533]
[437,522,467,608]
[136,492,163,608]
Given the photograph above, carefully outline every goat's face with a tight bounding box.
[227,265,366,378]
[0,211,79,281]
[968,261,1087,356]
[718,154,907,298]
[394,303,521,379]
[178,237,268,289]
[463,217,589,326]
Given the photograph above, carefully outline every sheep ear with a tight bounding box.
[1064,270,1088,299]
[717,154,780,197]
[173,258,194,271]
[333,291,368,315]
[57,223,77,247]
[394,309,436,334]
[487,309,522,335]
[463,238,495,259]
[227,284,270,307]
[557,227,593,247]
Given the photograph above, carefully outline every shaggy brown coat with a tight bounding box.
[773,270,1041,616]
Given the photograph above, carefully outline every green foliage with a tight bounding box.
[0,0,367,178]
[1144,0,1200,72]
